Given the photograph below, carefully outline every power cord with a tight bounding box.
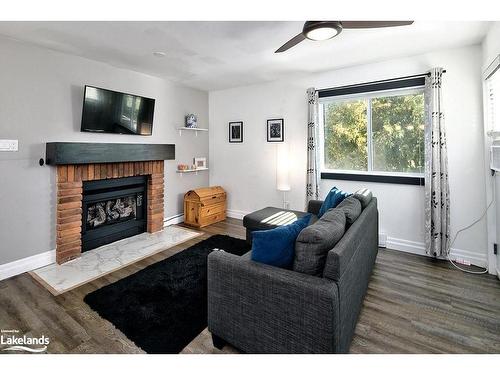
[447,175,496,274]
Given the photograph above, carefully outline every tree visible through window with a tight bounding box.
[321,89,424,175]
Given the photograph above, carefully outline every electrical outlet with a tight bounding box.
[0,139,18,152]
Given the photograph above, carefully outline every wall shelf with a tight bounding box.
[177,127,209,137]
[176,167,209,176]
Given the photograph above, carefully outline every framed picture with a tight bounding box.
[229,121,243,143]
[194,157,207,169]
[267,118,284,142]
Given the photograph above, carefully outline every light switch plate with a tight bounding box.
[0,139,18,151]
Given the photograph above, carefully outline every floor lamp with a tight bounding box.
[276,143,291,209]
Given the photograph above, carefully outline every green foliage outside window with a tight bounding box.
[323,92,424,174]
[323,99,368,170]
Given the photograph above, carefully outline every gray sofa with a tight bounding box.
[207,197,378,353]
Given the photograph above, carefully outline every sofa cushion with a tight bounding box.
[308,214,319,225]
[353,188,372,209]
[336,196,362,225]
[251,214,311,269]
[323,197,377,281]
[293,208,346,276]
[318,187,350,218]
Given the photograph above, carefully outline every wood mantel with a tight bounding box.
[46,142,175,165]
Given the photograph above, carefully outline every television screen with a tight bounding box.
[81,86,155,135]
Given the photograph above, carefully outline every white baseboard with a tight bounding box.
[385,236,488,269]
[450,247,488,268]
[0,250,55,282]
[386,237,426,255]
[226,209,249,220]
[163,213,184,226]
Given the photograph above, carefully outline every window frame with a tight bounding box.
[485,58,500,133]
[319,85,426,186]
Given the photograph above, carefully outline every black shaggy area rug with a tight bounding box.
[83,234,249,354]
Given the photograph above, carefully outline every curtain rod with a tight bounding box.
[316,70,447,93]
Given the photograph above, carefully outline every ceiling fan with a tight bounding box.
[275,21,414,53]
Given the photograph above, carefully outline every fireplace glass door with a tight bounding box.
[82,176,147,252]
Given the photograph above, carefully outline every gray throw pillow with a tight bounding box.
[293,208,346,276]
[336,196,362,225]
[353,188,372,209]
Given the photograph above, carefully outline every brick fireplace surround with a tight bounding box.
[56,161,164,264]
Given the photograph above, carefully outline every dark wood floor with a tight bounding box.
[1,218,499,354]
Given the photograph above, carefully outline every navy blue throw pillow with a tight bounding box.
[251,214,311,269]
[318,187,350,218]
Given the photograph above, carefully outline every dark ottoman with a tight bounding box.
[243,207,312,244]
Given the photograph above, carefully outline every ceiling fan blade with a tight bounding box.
[341,21,414,29]
[275,33,306,53]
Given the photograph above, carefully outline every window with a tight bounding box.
[485,56,500,172]
[319,79,425,184]
[485,57,500,132]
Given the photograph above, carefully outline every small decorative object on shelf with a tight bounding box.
[229,121,243,143]
[267,118,284,142]
[185,114,198,128]
[194,157,207,169]
[176,162,209,174]
[184,186,226,228]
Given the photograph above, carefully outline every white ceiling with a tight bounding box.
[0,21,491,91]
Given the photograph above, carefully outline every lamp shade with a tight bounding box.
[276,143,291,191]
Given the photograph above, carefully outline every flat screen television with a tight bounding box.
[81,85,155,135]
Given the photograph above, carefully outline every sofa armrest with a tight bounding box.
[307,200,323,216]
[207,250,340,353]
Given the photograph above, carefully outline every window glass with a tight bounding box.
[323,99,368,171]
[321,88,424,176]
[371,93,424,174]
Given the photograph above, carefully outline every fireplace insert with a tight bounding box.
[82,176,147,252]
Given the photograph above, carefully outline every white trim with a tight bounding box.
[385,236,489,270]
[0,250,55,281]
[226,209,249,220]
[450,248,488,268]
[484,54,500,80]
[163,213,184,226]
[378,233,387,247]
[386,237,426,255]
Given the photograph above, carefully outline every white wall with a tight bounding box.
[482,22,500,275]
[0,36,209,267]
[210,44,490,269]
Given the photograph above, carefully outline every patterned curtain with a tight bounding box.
[424,68,450,257]
[306,88,320,203]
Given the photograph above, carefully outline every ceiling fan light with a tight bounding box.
[305,26,339,41]
[303,21,342,41]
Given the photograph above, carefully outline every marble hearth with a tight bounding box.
[31,225,201,295]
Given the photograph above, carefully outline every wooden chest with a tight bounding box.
[184,186,227,228]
